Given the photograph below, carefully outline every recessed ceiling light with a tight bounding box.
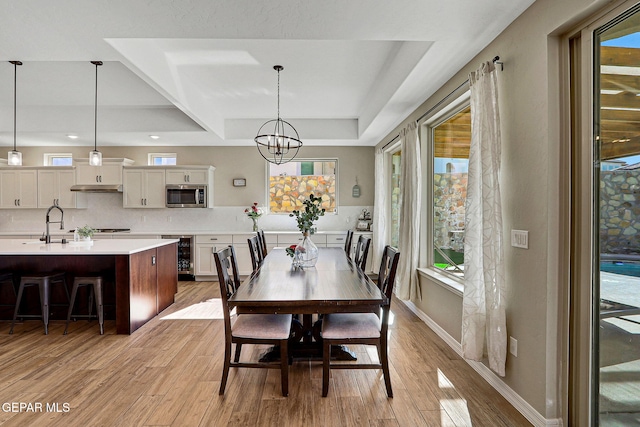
[149,135,160,139]
[67,134,79,139]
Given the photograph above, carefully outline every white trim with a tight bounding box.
[417,267,463,296]
[402,300,563,427]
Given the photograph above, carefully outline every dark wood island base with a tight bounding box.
[0,240,177,334]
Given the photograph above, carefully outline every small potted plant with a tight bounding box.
[76,225,96,241]
[288,194,325,268]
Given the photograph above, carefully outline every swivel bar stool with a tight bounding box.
[10,272,68,335]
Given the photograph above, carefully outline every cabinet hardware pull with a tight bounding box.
[336,238,343,241]
[210,238,218,241]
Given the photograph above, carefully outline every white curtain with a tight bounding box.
[371,148,387,270]
[462,61,507,376]
[396,121,421,301]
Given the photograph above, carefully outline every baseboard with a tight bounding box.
[402,300,563,427]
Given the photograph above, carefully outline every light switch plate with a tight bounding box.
[511,230,529,249]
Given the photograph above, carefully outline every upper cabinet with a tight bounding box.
[123,167,166,208]
[0,168,38,209]
[165,166,214,185]
[74,158,134,186]
[37,167,87,209]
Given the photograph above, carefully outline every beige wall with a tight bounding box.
[376,0,612,421]
[13,145,375,208]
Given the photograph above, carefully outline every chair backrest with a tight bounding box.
[353,235,371,271]
[247,235,263,272]
[214,245,241,332]
[344,230,354,257]
[256,230,268,258]
[377,245,400,332]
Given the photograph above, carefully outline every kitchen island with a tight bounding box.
[0,239,178,334]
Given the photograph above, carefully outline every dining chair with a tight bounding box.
[214,245,291,397]
[344,230,354,258]
[256,230,268,258]
[353,235,371,271]
[321,245,400,398]
[247,235,264,273]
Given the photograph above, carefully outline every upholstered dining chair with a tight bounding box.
[256,230,268,258]
[353,235,371,272]
[247,235,263,273]
[344,230,354,258]
[321,245,400,398]
[214,245,291,397]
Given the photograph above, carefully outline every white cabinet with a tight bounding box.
[37,167,86,208]
[233,233,255,275]
[0,168,38,209]
[165,167,212,185]
[195,234,233,277]
[123,167,166,208]
[74,158,133,186]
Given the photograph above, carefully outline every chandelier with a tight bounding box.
[254,65,302,165]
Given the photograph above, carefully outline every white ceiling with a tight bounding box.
[0,0,535,148]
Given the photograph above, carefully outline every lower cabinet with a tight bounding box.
[195,234,233,277]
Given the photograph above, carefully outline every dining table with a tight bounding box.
[228,246,384,360]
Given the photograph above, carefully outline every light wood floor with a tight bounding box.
[0,281,531,427]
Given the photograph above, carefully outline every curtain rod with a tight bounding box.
[380,55,502,151]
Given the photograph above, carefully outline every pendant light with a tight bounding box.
[7,61,23,166]
[89,61,103,166]
[254,65,302,165]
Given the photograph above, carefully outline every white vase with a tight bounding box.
[294,232,318,268]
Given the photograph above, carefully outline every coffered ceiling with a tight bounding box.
[0,0,535,148]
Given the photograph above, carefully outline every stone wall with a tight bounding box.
[434,173,467,252]
[600,170,640,255]
[269,175,336,213]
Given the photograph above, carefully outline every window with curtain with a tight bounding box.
[390,149,402,247]
[429,104,471,277]
[268,159,337,214]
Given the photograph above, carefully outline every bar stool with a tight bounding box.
[0,272,16,310]
[10,272,68,335]
[64,275,105,335]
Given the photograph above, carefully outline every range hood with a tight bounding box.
[70,184,123,193]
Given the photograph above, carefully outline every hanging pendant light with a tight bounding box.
[254,65,302,165]
[7,60,23,166]
[89,61,103,166]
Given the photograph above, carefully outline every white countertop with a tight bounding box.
[0,238,178,255]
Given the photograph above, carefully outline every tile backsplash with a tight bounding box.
[0,193,372,234]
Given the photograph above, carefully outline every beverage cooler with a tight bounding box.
[162,235,195,280]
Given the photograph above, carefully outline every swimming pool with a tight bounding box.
[600,260,640,278]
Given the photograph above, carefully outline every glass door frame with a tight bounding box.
[567,0,640,424]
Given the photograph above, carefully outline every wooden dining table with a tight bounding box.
[228,246,384,360]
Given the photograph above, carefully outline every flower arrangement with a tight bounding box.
[289,194,325,234]
[285,244,303,258]
[244,202,264,231]
[76,225,96,239]
[244,202,263,219]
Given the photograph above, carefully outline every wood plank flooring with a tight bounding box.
[0,281,532,427]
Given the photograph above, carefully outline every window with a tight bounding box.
[390,149,402,248]
[43,153,73,166]
[148,153,177,165]
[268,160,337,214]
[427,103,470,277]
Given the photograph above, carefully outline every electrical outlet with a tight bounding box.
[511,230,529,249]
[509,336,518,357]
[141,215,146,223]
[167,216,172,222]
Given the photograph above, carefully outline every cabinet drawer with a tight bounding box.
[196,234,233,244]
[232,233,255,244]
[327,233,350,245]
[277,234,327,245]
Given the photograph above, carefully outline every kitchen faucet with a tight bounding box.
[40,205,67,244]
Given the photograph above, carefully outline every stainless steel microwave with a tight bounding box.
[166,185,207,208]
